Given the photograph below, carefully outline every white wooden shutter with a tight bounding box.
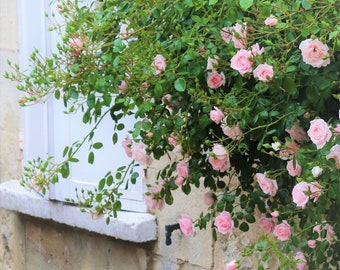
[19,0,147,212]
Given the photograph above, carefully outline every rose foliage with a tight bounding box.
[5,0,340,269]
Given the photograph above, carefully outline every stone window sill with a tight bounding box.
[0,180,157,243]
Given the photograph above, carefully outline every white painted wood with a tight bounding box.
[18,0,147,212]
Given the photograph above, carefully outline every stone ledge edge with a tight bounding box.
[0,180,157,243]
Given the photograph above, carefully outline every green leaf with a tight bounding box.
[98,178,105,190]
[239,222,249,232]
[209,0,218,5]
[239,0,253,10]
[112,133,118,144]
[154,83,163,97]
[93,142,103,149]
[88,151,94,164]
[174,78,186,92]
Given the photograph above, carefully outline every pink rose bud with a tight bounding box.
[264,15,278,26]
[308,239,316,248]
[214,211,234,234]
[179,214,196,236]
[271,211,279,217]
[225,260,238,270]
[174,176,185,186]
[152,54,166,75]
[203,191,215,206]
[299,38,330,68]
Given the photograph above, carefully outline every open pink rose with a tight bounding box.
[251,43,265,56]
[253,63,274,82]
[131,142,152,166]
[259,218,275,233]
[299,38,330,68]
[210,107,224,124]
[264,15,278,26]
[168,133,178,147]
[207,72,225,89]
[273,220,291,241]
[286,160,302,177]
[220,23,247,49]
[174,176,185,186]
[308,239,316,248]
[285,122,309,142]
[153,54,166,75]
[179,214,195,236]
[326,144,340,167]
[256,173,278,196]
[176,161,189,178]
[307,119,331,149]
[226,260,238,270]
[222,125,243,140]
[208,144,231,172]
[292,182,310,208]
[121,136,133,157]
[294,252,308,270]
[145,181,165,211]
[230,49,253,76]
[68,38,83,56]
[214,211,234,234]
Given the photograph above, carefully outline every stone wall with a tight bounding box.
[0,1,261,270]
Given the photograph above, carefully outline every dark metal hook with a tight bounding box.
[165,223,180,246]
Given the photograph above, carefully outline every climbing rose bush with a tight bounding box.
[5,0,339,269]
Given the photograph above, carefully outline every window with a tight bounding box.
[19,0,147,212]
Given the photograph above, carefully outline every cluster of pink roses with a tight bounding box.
[121,136,152,166]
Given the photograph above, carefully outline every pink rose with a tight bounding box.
[68,38,83,56]
[313,223,334,242]
[251,43,265,56]
[152,54,166,75]
[264,15,278,26]
[145,182,165,211]
[174,176,185,186]
[271,211,279,217]
[222,125,243,140]
[118,80,128,93]
[299,38,330,68]
[293,252,308,270]
[253,63,274,82]
[273,220,291,241]
[176,161,189,178]
[214,211,234,234]
[326,144,340,167]
[256,173,278,196]
[259,218,275,233]
[232,23,247,49]
[335,124,340,133]
[207,72,226,89]
[292,182,310,208]
[210,107,224,124]
[221,27,233,43]
[207,56,219,72]
[230,49,253,76]
[220,23,247,49]
[208,144,231,172]
[168,133,178,147]
[279,141,299,160]
[226,260,238,270]
[308,239,316,248]
[121,136,133,157]
[286,122,309,142]
[286,160,302,177]
[179,214,196,236]
[204,191,215,206]
[309,181,322,202]
[131,142,152,165]
[307,119,332,149]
